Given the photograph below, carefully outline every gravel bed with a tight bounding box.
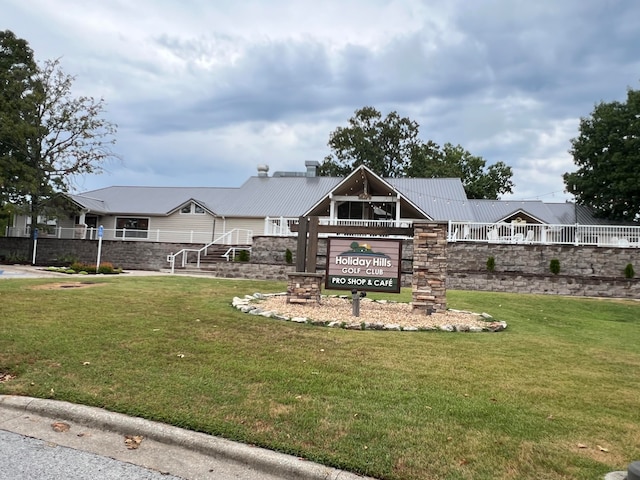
[239,294,506,332]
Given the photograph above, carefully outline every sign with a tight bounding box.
[98,225,104,238]
[325,237,402,293]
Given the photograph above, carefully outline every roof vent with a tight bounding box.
[257,164,269,177]
[305,160,320,177]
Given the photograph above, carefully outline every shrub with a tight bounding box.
[550,259,561,275]
[236,250,250,262]
[486,256,495,273]
[624,263,635,279]
[98,262,115,274]
[285,248,293,264]
[55,253,79,266]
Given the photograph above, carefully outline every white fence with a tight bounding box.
[7,220,640,248]
[5,226,253,245]
[448,221,640,247]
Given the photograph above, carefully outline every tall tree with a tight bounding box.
[319,106,421,177]
[563,87,640,221]
[320,106,514,199]
[407,142,514,199]
[0,30,39,206]
[0,30,118,233]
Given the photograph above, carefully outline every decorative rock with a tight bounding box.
[364,322,385,330]
[232,297,249,307]
[345,322,363,330]
[234,292,508,334]
[485,321,507,332]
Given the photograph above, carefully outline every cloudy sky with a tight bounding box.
[3,0,639,201]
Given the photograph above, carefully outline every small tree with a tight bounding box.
[624,263,635,279]
[486,256,496,273]
[549,259,561,275]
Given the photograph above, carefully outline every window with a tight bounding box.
[180,203,205,215]
[116,217,149,238]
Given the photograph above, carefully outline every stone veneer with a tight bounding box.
[412,222,448,313]
[2,236,638,299]
[286,272,324,304]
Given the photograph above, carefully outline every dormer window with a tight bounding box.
[180,203,205,215]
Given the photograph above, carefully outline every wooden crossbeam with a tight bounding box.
[290,223,413,237]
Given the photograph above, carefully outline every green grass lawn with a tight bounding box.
[1,276,639,479]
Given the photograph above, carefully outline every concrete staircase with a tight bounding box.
[198,244,251,265]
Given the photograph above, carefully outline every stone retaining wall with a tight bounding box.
[2,236,638,298]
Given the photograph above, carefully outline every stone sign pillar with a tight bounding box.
[412,222,448,314]
[287,272,324,304]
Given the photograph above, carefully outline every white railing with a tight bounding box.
[319,218,412,228]
[167,229,253,273]
[8,221,639,249]
[5,225,254,244]
[448,221,640,247]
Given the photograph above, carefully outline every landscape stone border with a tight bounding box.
[232,293,507,332]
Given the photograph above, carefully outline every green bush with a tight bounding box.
[98,262,115,274]
[285,248,293,264]
[550,259,561,275]
[624,263,635,279]
[55,253,79,266]
[236,250,250,262]
[486,256,495,273]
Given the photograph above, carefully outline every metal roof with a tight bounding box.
[68,170,605,225]
[387,178,472,221]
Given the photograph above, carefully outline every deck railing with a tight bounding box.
[447,221,640,247]
[6,221,640,248]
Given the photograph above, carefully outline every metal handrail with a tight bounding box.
[167,229,253,272]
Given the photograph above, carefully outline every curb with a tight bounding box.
[0,395,374,480]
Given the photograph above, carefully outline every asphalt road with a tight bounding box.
[0,429,184,480]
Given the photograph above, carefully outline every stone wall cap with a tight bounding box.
[288,272,325,278]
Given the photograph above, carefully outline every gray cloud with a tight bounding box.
[2,0,639,200]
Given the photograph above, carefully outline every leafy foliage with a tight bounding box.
[486,256,496,273]
[0,30,118,228]
[319,106,514,199]
[563,86,640,221]
[624,263,635,279]
[550,258,561,275]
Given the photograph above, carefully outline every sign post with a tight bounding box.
[31,228,38,265]
[96,225,104,271]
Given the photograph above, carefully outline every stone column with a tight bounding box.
[412,222,448,313]
[286,272,324,304]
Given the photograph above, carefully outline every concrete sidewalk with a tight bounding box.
[0,264,173,279]
[0,395,374,480]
